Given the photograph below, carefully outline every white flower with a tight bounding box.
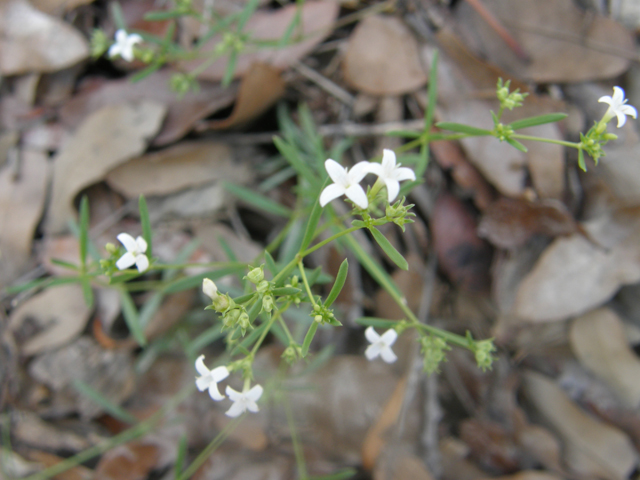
[598,86,637,128]
[195,355,229,401]
[319,159,373,210]
[225,384,263,417]
[202,278,218,300]
[115,233,149,272]
[367,149,416,203]
[364,326,398,363]
[108,29,143,62]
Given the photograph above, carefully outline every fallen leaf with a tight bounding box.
[453,0,634,82]
[186,0,339,81]
[0,150,49,290]
[105,141,248,198]
[0,0,89,75]
[203,63,286,130]
[523,370,637,480]
[47,101,166,233]
[460,418,520,473]
[343,15,428,95]
[59,72,237,146]
[29,336,135,420]
[439,437,488,480]
[515,423,564,474]
[513,207,640,322]
[11,411,91,453]
[27,450,93,480]
[374,448,436,480]
[569,308,640,408]
[94,442,159,480]
[478,198,578,250]
[9,284,92,356]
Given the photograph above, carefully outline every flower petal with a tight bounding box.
[128,34,143,44]
[195,376,210,391]
[365,343,382,360]
[348,161,374,184]
[598,95,613,106]
[325,159,348,186]
[365,326,380,344]
[210,366,230,382]
[225,401,246,418]
[225,385,242,401]
[382,149,397,170]
[612,86,625,105]
[245,384,263,402]
[380,346,398,363]
[385,179,401,203]
[117,233,138,252]
[344,184,368,209]
[195,355,210,376]
[393,167,416,182]
[319,183,346,207]
[135,236,148,253]
[616,111,628,128]
[116,252,136,270]
[208,383,225,401]
[621,104,638,119]
[245,400,259,413]
[108,43,122,58]
[135,254,149,273]
[114,29,128,43]
[367,163,383,176]
[380,329,398,347]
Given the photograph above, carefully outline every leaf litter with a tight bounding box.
[2,1,640,479]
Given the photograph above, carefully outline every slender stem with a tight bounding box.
[277,314,296,345]
[511,134,580,148]
[284,395,308,479]
[151,261,247,270]
[297,261,317,307]
[301,226,361,257]
[250,310,280,356]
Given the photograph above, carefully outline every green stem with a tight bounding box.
[297,260,317,307]
[511,134,580,148]
[250,310,280,357]
[301,226,361,257]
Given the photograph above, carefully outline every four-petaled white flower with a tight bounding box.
[195,355,230,401]
[320,159,373,210]
[115,233,149,272]
[225,384,263,417]
[108,29,143,62]
[598,86,637,128]
[367,149,416,203]
[364,326,398,363]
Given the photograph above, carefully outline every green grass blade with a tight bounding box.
[370,228,408,270]
[301,321,318,357]
[223,181,292,217]
[435,122,492,136]
[72,380,138,424]
[509,113,567,130]
[299,197,324,254]
[120,290,147,346]
[506,137,528,153]
[79,196,89,271]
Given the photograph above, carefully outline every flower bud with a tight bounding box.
[262,295,274,313]
[256,280,269,293]
[246,266,264,284]
[202,278,219,301]
[238,312,251,334]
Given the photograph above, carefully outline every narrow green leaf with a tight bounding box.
[299,198,324,253]
[174,435,188,477]
[301,321,318,357]
[355,317,399,329]
[108,271,145,285]
[274,260,297,287]
[234,293,256,304]
[4,276,81,294]
[324,259,348,307]
[435,122,492,136]
[247,297,263,322]
[120,290,147,346]
[110,1,127,30]
[370,228,408,270]
[506,137,528,153]
[187,324,224,357]
[139,195,153,258]
[233,320,270,353]
[217,236,238,262]
[306,266,323,287]
[72,379,138,424]
[79,196,90,271]
[264,250,278,277]
[50,259,79,271]
[237,0,260,30]
[272,136,319,188]
[223,181,292,217]
[138,292,164,328]
[509,113,567,130]
[144,10,184,20]
[130,62,162,83]
[578,148,586,172]
[271,287,301,296]
[81,278,94,309]
[163,265,246,293]
[222,51,238,88]
[425,50,439,131]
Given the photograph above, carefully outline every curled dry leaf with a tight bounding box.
[343,15,428,95]
[523,370,637,480]
[9,284,92,356]
[453,0,634,82]
[513,207,640,322]
[47,101,166,233]
[0,0,89,75]
[569,308,640,408]
[478,198,578,250]
[187,0,339,81]
[105,141,249,198]
[0,150,49,290]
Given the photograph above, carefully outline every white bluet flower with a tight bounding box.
[225,384,263,417]
[367,149,416,203]
[115,233,149,272]
[319,159,373,210]
[598,86,637,128]
[364,326,398,363]
[108,29,143,62]
[195,355,229,401]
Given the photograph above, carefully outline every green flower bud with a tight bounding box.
[256,280,269,293]
[105,242,117,254]
[90,29,109,58]
[238,311,251,335]
[246,266,264,284]
[474,339,496,372]
[262,295,274,313]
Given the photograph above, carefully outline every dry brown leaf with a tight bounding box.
[26,450,93,480]
[569,308,640,408]
[454,0,634,82]
[432,193,492,293]
[343,15,427,95]
[515,423,564,474]
[187,0,339,81]
[94,442,159,480]
[513,207,640,322]
[29,336,135,419]
[0,0,89,75]
[11,410,91,453]
[459,418,520,472]
[47,101,166,233]
[9,284,92,356]
[204,63,286,130]
[478,198,578,250]
[105,141,248,197]
[59,72,237,147]
[0,150,49,290]
[374,448,435,480]
[523,370,637,480]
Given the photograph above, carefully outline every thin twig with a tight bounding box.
[292,61,355,106]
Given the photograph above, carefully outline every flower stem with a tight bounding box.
[301,225,362,257]
[510,134,580,148]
